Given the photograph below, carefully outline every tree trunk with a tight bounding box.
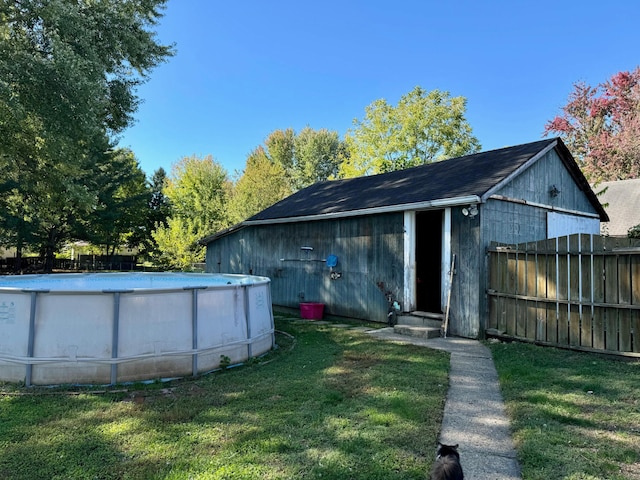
[14,245,22,274]
[42,228,58,273]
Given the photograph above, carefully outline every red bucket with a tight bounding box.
[300,302,325,320]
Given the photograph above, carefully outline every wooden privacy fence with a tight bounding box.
[487,234,640,357]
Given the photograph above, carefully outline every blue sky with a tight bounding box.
[117,0,640,178]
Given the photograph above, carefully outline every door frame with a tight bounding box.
[403,208,451,312]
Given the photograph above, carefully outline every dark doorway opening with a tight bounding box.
[416,210,443,312]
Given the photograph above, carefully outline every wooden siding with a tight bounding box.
[449,207,481,337]
[205,213,405,322]
[493,149,597,214]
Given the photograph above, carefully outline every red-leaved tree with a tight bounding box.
[545,67,640,183]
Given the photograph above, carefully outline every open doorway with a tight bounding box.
[415,210,443,313]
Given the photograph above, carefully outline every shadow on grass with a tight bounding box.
[1,319,450,480]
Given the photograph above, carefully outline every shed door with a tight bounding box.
[415,210,443,312]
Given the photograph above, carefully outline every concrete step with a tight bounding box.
[396,313,443,329]
[393,324,442,339]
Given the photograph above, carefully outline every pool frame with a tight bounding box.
[0,273,275,386]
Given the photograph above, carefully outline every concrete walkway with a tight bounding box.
[366,328,522,480]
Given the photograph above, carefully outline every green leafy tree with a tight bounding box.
[82,149,150,259]
[134,167,171,258]
[0,138,100,272]
[151,216,205,270]
[293,127,346,188]
[264,128,296,182]
[0,0,173,271]
[228,127,345,223]
[340,86,481,177]
[148,167,171,229]
[152,155,230,270]
[227,147,292,225]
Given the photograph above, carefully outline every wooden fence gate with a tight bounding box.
[487,234,640,357]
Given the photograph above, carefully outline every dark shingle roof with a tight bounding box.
[200,138,608,245]
[246,138,606,223]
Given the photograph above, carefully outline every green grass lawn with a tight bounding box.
[489,341,640,480]
[0,317,450,480]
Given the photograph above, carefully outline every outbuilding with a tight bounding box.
[202,138,608,338]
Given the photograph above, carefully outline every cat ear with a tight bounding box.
[453,444,459,449]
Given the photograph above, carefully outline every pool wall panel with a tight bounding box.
[0,293,31,381]
[32,294,114,385]
[0,274,275,385]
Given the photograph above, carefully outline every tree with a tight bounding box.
[257,127,346,189]
[148,167,171,230]
[133,167,171,258]
[339,86,481,177]
[82,149,150,259]
[0,0,173,271]
[0,0,173,152]
[227,127,346,224]
[152,155,230,270]
[545,68,640,183]
[293,127,346,188]
[151,216,206,270]
[227,147,292,225]
[0,136,102,272]
[264,128,296,185]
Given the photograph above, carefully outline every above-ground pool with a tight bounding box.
[0,273,274,386]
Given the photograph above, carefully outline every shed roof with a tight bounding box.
[201,138,607,244]
[597,178,640,236]
[247,138,606,222]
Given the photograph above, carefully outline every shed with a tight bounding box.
[202,138,608,338]
[596,178,640,236]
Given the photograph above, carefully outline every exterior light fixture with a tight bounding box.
[461,204,478,218]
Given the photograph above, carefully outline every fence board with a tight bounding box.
[633,311,640,353]
[619,255,631,305]
[605,308,619,351]
[546,303,558,343]
[569,304,581,346]
[604,255,619,352]
[526,300,537,339]
[488,247,500,330]
[581,309,593,348]
[593,306,605,350]
[506,252,517,335]
[487,234,640,358]
[569,235,580,303]
[619,309,632,352]
[632,256,640,304]
[558,304,569,345]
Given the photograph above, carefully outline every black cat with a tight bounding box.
[430,443,464,480]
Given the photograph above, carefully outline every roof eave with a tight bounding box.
[481,139,558,202]
[553,140,610,222]
[199,222,246,245]
[243,195,482,226]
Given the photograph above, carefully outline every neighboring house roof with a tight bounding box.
[201,138,607,244]
[597,178,640,236]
